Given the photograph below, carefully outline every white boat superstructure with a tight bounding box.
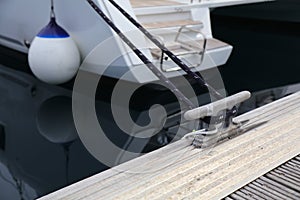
[0,0,269,83]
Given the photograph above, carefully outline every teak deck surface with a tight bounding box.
[130,0,184,8]
[39,92,300,200]
[142,19,201,29]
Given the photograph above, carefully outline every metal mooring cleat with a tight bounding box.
[183,91,251,148]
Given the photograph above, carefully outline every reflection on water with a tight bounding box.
[0,159,37,200]
[0,65,108,199]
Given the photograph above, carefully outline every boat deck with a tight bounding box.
[39,92,300,199]
[129,0,271,9]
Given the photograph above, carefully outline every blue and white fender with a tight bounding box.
[28,17,80,84]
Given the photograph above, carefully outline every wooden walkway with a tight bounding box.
[226,154,300,199]
[39,92,300,200]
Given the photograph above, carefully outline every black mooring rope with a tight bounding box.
[50,0,55,18]
[86,0,195,109]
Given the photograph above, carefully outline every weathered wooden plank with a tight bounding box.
[128,115,300,199]
[110,113,299,199]
[39,92,300,200]
[68,101,300,198]
[228,153,300,200]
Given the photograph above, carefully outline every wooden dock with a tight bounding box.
[39,92,300,199]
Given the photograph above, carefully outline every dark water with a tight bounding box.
[0,67,108,199]
[211,0,300,93]
[0,2,300,199]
